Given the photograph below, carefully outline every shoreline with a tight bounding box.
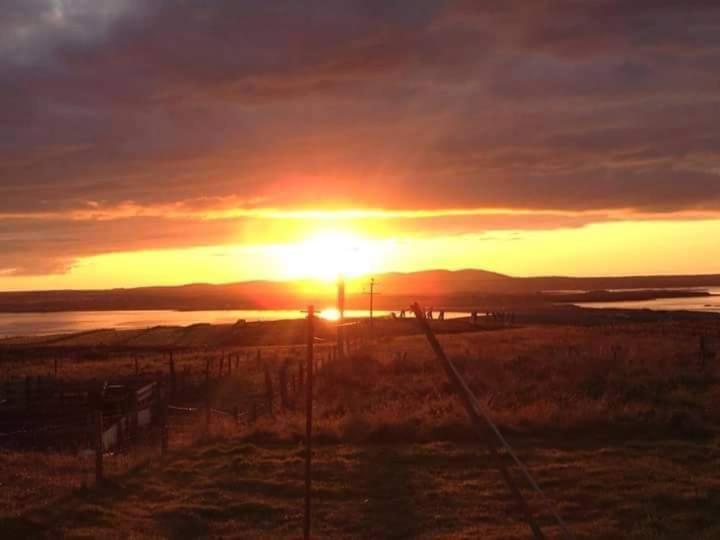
[0,288,712,315]
[2,304,719,350]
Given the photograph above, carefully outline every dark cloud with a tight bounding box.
[1,1,720,275]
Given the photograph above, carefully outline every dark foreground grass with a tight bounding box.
[4,435,720,539]
[5,321,720,538]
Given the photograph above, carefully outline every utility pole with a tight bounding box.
[360,277,378,341]
[304,305,315,540]
[368,277,376,339]
[369,277,375,325]
[337,274,345,360]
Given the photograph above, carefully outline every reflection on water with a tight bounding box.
[2,291,719,338]
[0,309,328,338]
[577,290,720,313]
[0,308,470,338]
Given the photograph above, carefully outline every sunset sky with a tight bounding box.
[2,1,720,291]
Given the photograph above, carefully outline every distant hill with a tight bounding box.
[345,269,510,295]
[1,269,719,312]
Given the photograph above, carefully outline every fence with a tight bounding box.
[0,340,345,486]
[1,308,544,536]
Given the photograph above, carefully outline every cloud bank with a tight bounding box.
[2,0,720,275]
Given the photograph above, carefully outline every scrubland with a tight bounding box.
[3,321,720,538]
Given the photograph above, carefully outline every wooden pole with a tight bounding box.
[94,407,104,485]
[299,362,305,393]
[279,361,288,411]
[369,277,375,339]
[264,362,274,416]
[160,389,168,455]
[304,305,315,540]
[169,353,176,398]
[337,276,345,360]
[129,389,138,441]
[134,355,139,376]
[53,357,58,377]
[205,358,211,431]
[410,303,548,540]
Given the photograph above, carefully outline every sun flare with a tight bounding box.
[278,229,385,281]
[319,307,341,321]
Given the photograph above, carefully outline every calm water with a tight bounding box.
[0,309,468,338]
[4,290,718,338]
[576,290,720,313]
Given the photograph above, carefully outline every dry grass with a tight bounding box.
[303,323,720,443]
[5,437,720,539]
[4,321,720,538]
[0,345,302,383]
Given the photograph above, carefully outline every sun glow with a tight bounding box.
[278,229,386,281]
[319,307,341,321]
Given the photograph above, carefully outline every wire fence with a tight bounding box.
[1,308,576,537]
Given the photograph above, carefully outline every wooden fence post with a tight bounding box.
[299,362,305,394]
[135,356,139,376]
[700,335,709,369]
[169,353,176,398]
[54,357,58,378]
[118,407,126,449]
[279,361,289,411]
[233,406,239,426]
[160,389,168,455]
[129,388,138,442]
[264,362,274,416]
[94,403,104,485]
[205,358,211,431]
[304,305,315,540]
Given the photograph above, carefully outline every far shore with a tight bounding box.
[0,287,712,314]
[2,304,719,352]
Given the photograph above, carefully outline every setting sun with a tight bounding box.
[276,229,387,281]
[319,307,341,321]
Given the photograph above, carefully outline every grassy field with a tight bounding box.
[3,320,720,538]
[7,436,720,539]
